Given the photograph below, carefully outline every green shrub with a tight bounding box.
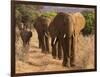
[41,12,57,19]
[15,4,42,28]
[82,11,95,35]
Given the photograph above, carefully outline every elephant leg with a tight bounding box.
[70,34,76,67]
[62,45,68,67]
[44,35,49,53]
[57,40,62,60]
[51,37,57,59]
[23,41,26,47]
[38,35,42,48]
[27,39,30,46]
[42,36,45,53]
[61,37,68,67]
[38,33,45,53]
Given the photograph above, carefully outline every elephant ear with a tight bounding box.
[73,13,86,35]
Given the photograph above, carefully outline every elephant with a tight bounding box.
[33,15,50,53]
[16,21,32,47]
[16,22,27,42]
[20,28,32,47]
[15,22,31,54]
[48,20,62,60]
[48,12,85,67]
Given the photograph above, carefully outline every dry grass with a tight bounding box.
[15,28,95,73]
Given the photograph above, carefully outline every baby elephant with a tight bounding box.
[20,29,32,47]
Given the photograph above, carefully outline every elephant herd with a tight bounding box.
[18,12,86,67]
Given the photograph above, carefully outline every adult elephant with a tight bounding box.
[49,12,85,67]
[34,15,50,53]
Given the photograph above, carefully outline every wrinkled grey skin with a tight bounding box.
[34,16,49,53]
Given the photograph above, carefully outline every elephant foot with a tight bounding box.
[70,59,75,67]
[62,63,69,67]
[70,63,76,67]
[42,51,46,54]
[58,56,62,60]
[46,50,50,54]
[44,51,49,54]
[52,56,56,59]
[41,50,45,53]
[52,53,57,59]
[39,46,41,48]
[62,61,69,67]
[46,49,49,52]
[58,54,62,60]
[41,50,49,54]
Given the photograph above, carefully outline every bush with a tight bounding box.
[15,4,42,29]
[82,11,95,35]
[16,9,22,25]
[41,12,57,19]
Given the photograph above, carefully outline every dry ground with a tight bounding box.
[15,28,95,73]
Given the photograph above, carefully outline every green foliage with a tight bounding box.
[16,9,22,25]
[41,12,57,19]
[82,11,95,35]
[15,4,43,28]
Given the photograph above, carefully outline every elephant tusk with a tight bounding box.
[45,32,48,37]
[63,34,66,38]
[53,37,57,45]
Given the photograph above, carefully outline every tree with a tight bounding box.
[15,4,43,29]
